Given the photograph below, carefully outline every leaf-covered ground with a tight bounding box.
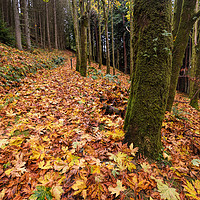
[0,43,199,200]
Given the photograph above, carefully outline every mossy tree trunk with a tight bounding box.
[172,0,183,38]
[190,44,200,110]
[166,0,200,112]
[190,0,200,110]
[72,0,81,72]
[129,0,134,79]
[189,0,198,99]
[124,0,172,160]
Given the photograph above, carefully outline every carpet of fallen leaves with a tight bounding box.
[0,43,199,200]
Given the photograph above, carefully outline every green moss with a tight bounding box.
[167,0,197,111]
[124,0,172,160]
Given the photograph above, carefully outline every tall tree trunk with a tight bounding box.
[123,14,127,74]
[124,0,172,160]
[173,0,183,38]
[80,0,88,77]
[53,0,58,49]
[23,0,31,50]
[166,0,200,111]
[45,2,51,49]
[111,3,115,75]
[129,0,134,78]
[72,0,81,71]
[94,17,99,62]
[87,1,92,66]
[34,11,38,46]
[39,11,43,47]
[102,0,110,74]
[190,0,200,110]
[98,0,102,69]
[13,0,22,50]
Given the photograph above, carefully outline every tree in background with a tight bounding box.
[80,0,88,77]
[72,0,81,72]
[13,0,22,50]
[102,0,110,74]
[190,0,200,110]
[124,0,172,160]
[23,0,31,50]
[166,0,200,112]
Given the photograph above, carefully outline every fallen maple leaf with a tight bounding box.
[151,176,180,200]
[184,179,200,200]
[51,185,64,200]
[108,180,126,197]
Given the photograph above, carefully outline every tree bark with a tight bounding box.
[98,0,102,69]
[129,0,134,78]
[45,2,51,49]
[111,3,115,75]
[72,0,81,71]
[53,0,58,49]
[23,0,31,50]
[87,1,92,66]
[123,14,127,74]
[102,0,110,74]
[190,0,200,110]
[80,0,88,77]
[166,0,200,111]
[13,0,22,50]
[124,0,172,160]
[172,0,183,38]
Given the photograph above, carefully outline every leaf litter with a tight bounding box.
[0,43,199,199]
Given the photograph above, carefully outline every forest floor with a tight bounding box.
[0,43,199,200]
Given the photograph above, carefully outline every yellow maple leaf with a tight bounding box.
[184,179,200,200]
[9,137,24,147]
[0,189,5,199]
[30,150,40,160]
[151,176,180,200]
[72,179,87,196]
[51,185,64,200]
[108,180,126,197]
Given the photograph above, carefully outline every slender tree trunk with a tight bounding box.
[173,0,183,38]
[166,0,200,111]
[94,17,99,62]
[39,12,43,47]
[102,0,110,74]
[72,0,81,71]
[87,1,92,66]
[129,0,134,78]
[13,0,22,50]
[80,0,88,77]
[124,0,172,160]
[53,0,58,49]
[111,3,115,75]
[34,11,38,46]
[23,0,31,50]
[190,0,200,110]
[45,2,51,49]
[98,0,102,69]
[116,49,119,70]
[123,14,127,74]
